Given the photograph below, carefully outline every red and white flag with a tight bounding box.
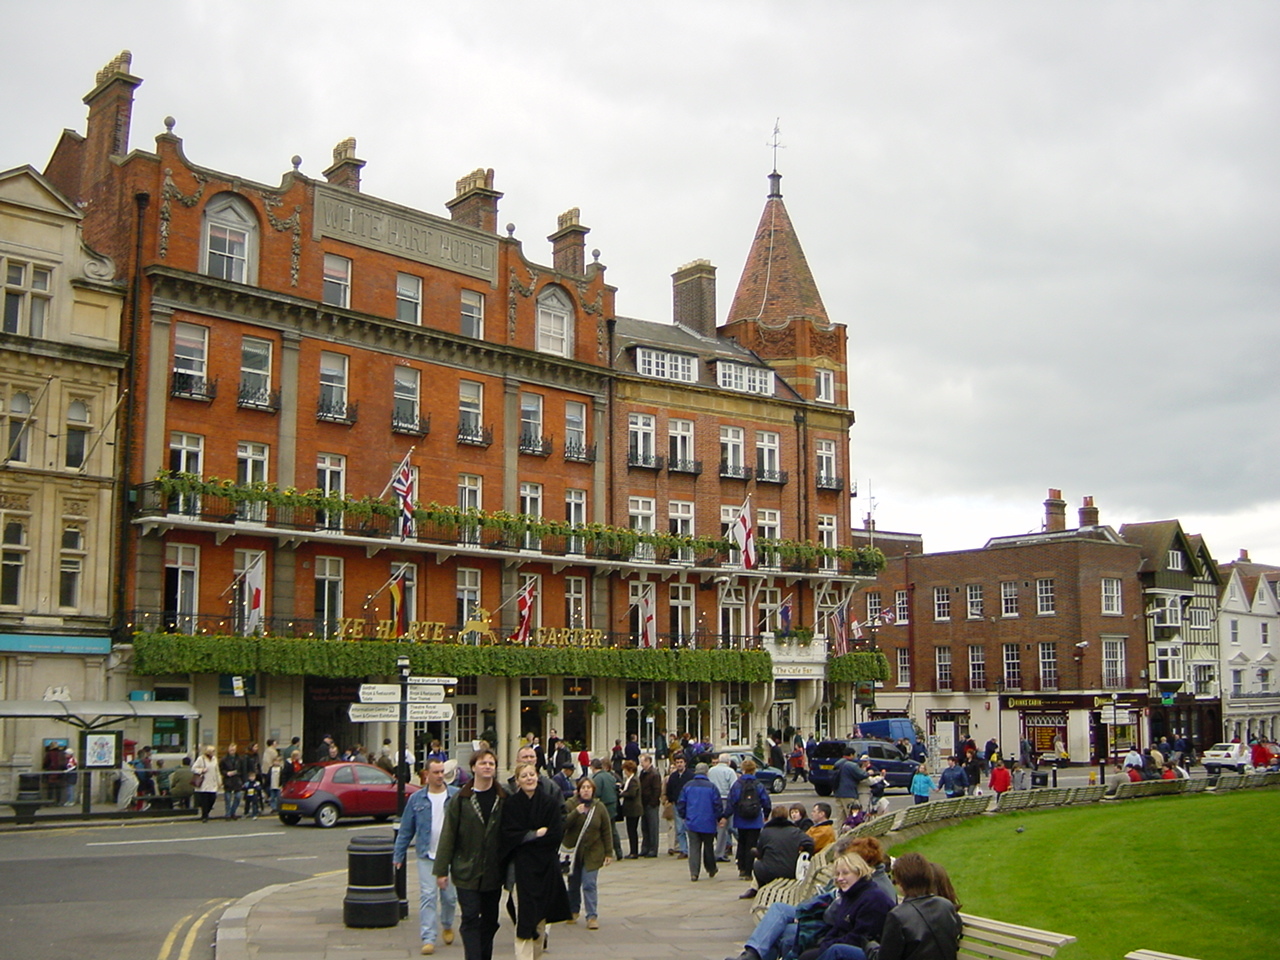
[731,498,757,569]
[244,558,264,635]
[513,579,537,646]
[830,602,849,656]
[638,585,657,649]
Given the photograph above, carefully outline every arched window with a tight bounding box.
[65,400,90,469]
[201,193,259,284]
[535,286,574,358]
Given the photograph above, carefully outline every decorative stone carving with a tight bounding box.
[260,193,302,287]
[79,244,116,283]
[0,493,31,511]
[508,266,536,340]
[63,500,88,517]
[158,168,209,259]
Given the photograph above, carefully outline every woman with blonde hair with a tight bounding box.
[191,744,222,823]
[498,762,571,960]
[794,853,895,960]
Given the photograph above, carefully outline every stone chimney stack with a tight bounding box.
[446,168,502,233]
[548,208,590,275]
[672,259,718,339]
[1240,548,1251,562]
[82,50,142,187]
[323,138,366,191]
[1044,488,1067,533]
[1078,496,1100,528]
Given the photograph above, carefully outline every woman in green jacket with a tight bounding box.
[562,777,613,930]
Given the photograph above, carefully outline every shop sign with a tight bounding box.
[0,634,111,654]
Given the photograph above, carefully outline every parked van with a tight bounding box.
[857,718,922,746]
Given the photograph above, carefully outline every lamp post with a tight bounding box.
[396,654,411,816]
[993,677,1005,761]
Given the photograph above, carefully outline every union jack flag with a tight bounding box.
[778,594,794,637]
[390,455,415,540]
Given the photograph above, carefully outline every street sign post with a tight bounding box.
[349,702,455,723]
[359,683,445,703]
[408,676,458,685]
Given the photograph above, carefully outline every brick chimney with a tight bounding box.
[323,138,365,191]
[1240,548,1251,562]
[446,168,502,233]
[672,259,718,339]
[1044,488,1066,532]
[82,50,142,188]
[547,208,590,275]
[1078,496,1100,528]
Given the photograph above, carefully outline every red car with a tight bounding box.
[277,761,418,827]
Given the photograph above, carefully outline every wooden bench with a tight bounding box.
[1210,772,1245,791]
[958,912,1077,960]
[1064,784,1106,804]
[750,839,838,919]
[1181,777,1209,793]
[895,802,933,830]
[1243,772,1270,788]
[1111,778,1186,800]
[1125,949,1203,960]
[995,789,1033,811]
[845,813,895,839]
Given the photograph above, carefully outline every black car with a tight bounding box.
[808,738,917,795]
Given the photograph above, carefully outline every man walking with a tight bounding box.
[831,745,867,820]
[434,749,506,960]
[219,743,246,819]
[708,753,737,862]
[664,754,693,857]
[638,754,663,857]
[395,759,459,956]
[675,762,723,881]
[590,758,624,859]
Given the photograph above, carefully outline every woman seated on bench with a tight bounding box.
[876,853,962,960]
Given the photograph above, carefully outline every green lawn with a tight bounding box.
[890,790,1278,960]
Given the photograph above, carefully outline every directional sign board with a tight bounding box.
[359,683,445,703]
[408,676,458,685]
[349,702,455,723]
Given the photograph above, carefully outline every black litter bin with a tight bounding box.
[343,832,399,928]
[16,773,43,801]
[1031,770,1049,788]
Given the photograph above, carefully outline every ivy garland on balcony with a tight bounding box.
[827,650,891,683]
[130,631,775,683]
[152,472,887,572]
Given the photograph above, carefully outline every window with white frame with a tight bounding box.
[316,453,344,530]
[815,369,835,403]
[5,392,31,463]
[967,584,984,619]
[1260,668,1272,693]
[393,367,421,431]
[458,381,483,440]
[897,647,911,688]
[936,647,952,689]
[1231,669,1244,697]
[396,273,422,324]
[59,526,84,609]
[519,393,543,449]
[319,352,348,416]
[630,496,656,561]
[458,474,482,543]
[717,361,774,396]
[1,516,27,606]
[759,587,782,634]
[722,506,744,565]
[1189,605,1211,630]
[756,431,781,479]
[1155,642,1183,682]
[969,645,986,689]
[1229,618,1239,643]
[629,413,657,465]
[1151,595,1182,627]
[1001,581,1019,617]
[818,515,837,569]
[668,419,695,470]
[866,592,882,622]
[1039,642,1058,690]
[1167,550,1184,571]
[202,193,257,284]
[565,488,586,553]
[164,542,199,632]
[239,337,272,409]
[565,401,588,460]
[669,500,694,563]
[168,432,203,513]
[322,254,351,307]
[519,482,543,549]
[636,347,696,383]
[1194,662,1215,695]
[670,582,695,644]
[757,508,780,568]
[3,259,51,337]
[460,290,484,338]
[720,426,745,472]
[1103,638,1125,688]
[1262,623,1271,646]
[236,442,269,521]
[64,400,90,469]
[895,589,910,623]
[565,575,588,628]
[1036,578,1056,615]
[934,586,951,621]
[173,322,209,397]
[816,439,837,484]
[456,567,481,627]
[311,556,343,637]
[1102,578,1122,615]
[1003,642,1022,688]
[536,287,572,357]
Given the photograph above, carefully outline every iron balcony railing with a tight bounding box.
[667,458,703,476]
[171,372,217,401]
[755,468,789,485]
[816,473,845,492]
[317,398,359,425]
[627,451,664,470]
[457,421,494,447]
[518,432,553,457]
[719,462,753,481]
[391,411,431,437]
[237,382,280,412]
[563,441,596,464]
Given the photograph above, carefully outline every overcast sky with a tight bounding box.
[5,1,1278,563]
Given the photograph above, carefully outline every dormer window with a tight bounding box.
[201,193,258,284]
[1167,550,1184,571]
[717,361,774,396]
[536,287,573,357]
[636,348,696,383]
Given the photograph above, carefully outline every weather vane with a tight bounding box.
[768,118,785,172]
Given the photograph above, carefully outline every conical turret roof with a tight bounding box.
[726,171,830,326]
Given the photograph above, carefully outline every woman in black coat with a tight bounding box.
[499,762,572,959]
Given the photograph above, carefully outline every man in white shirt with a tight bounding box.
[708,753,738,862]
[394,759,459,955]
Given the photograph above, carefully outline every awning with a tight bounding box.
[0,700,200,730]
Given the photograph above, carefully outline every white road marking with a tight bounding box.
[275,855,318,860]
[87,831,284,846]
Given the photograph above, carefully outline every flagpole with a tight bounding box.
[2,375,53,463]
[218,552,266,598]
[76,389,128,474]
[363,568,405,610]
[377,446,416,499]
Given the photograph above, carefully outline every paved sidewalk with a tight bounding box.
[217,855,757,960]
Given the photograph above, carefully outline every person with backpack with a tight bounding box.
[739,806,814,900]
[726,758,771,882]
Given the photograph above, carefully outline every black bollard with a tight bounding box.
[343,832,399,928]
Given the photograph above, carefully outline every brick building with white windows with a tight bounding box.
[14,52,885,768]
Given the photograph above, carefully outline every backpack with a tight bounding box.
[735,780,761,819]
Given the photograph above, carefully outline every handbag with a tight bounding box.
[560,803,596,874]
[662,801,675,821]
[192,772,205,788]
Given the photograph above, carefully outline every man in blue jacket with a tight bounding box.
[676,762,724,882]
[394,758,460,956]
[939,755,969,799]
